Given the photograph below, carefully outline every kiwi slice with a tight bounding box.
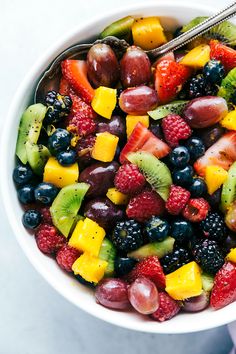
[221,162,236,213]
[128,237,175,260]
[25,142,50,176]
[50,183,89,237]
[201,273,214,292]
[181,17,236,46]
[148,100,189,120]
[16,104,47,164]
[98,238,117,277]
[100,16,134,39]
[128,151,172,201]
[218,68,236,102]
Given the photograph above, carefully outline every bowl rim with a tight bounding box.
[1,0,235,334]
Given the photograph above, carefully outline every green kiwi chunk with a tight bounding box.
[50,183,89,237]
[218,68,236,102]
[181,17,208,33]
[25,142,50,176]
[100,16,134,39]
[201,273,214,292]
[148,101,189,120]
[16,104,47,164]
[221,162,236,213]
[98,238,117,277]
[128,151,172,201]
[128,237,175,260]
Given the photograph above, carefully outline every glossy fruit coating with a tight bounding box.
[114,257,137,277]
[169,146,190,168]
[95,278,130,310]
[171,219,193,243]
[22,209,42,229]
[203,60,225,84]
[79,161,119,197]
[172,166,194,187]
[128,277,159,315]
[183,96,228,128]
[87,44,119,88]
[56,149,77,166]
[195,124,225,149]
[48,128,71,155]
[17,184,35,204]
[34,182,59,205]
[119,86,158,115]
[97,115,126,140]
[145,217,170,242]
[185,137,205,161]
[120,46,151,88]
[182,291,209,312]
[13,164,34,186]
[189,178,207,197]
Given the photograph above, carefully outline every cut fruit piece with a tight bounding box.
[106,188,129,205]
[132,17,167,50]
[218,67,236,102]
[165,261,202,300]
[128,151,172,201]
[100,16,134,39]
[194,132,236,176]
[226,248,236,263]
[43,157,79,188]
[181,17,207,33]
[25,142,50,176]
[72,252,108,284]
[205,165,228,195]
[201,273,214,292]
[220,109,236,130]
[91,86,117,119]
[148,100,189,120]
[16,103,47,164]
[69,217,106,257]
[98,238,117,277]
[126,115,149,138]
[180,44,210,69]
[221,162,236,213]
[50,183,89,237]
[128,237,175,260]
[210,40,236,72]
[92,132,119,162]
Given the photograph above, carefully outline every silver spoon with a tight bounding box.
[35,1,236,103]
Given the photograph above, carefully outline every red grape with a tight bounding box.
[97,115,126,140]
[182,291,209,312]
[196,124,225,149]
[119,86,158,115]
[95,278,130,310]
[128,277,159,315]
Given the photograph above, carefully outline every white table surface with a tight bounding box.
[0,0,234,353]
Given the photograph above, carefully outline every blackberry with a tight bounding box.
[192,239,224,274]
[160,246,192,274]
[44,90,72,124]
[112,219,143,252]
[200,212,227,242]
[188,75,217,99]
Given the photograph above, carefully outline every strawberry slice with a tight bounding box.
[153,52,175,66]
[119,122,170,164]
[59,77,71,96]
[69,92,97,119]
[210,262,236,310]
[61,60,94,103]
[154,59,192,104]
[194,131,236,176]
[210,40,236,72]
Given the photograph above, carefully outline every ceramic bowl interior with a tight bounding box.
[1,1,235,333]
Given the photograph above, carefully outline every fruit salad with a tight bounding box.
[13,15,236,321]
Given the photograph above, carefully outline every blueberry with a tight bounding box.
[57,149,77,166]
[169,146,190,168]
[34,182,59,204]
[171,219,193,243]
[203,60,225,84]
[22,209,42,229]
[13,164,34,186]
[172,166,194,187]
[114,257,137,277]
[75,274,95,288]
[206,188,222,209]
[189,178,207,197]
[48,128,71,155]
[17,184,35,204]
[185,137,205,161]
[145,216,170,242]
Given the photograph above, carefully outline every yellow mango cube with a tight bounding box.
[91,86,117,119]
[92,132,119,162]
[72,252,108,283]
[106,188,129,205]
[132,17,167,50]
[69,218,106,257]
[165,261,202,300]
[220,109,236,130]
[205,165,228,195]
[126,115,149,138]
[226,248,236,263]
[180,44,210,69]
[43,156,79,188]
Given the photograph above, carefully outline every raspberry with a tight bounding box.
[114,164,146,194]
[40,207,52,224]
[35,224,65,255]
[162,114,192,147]
[76,134,96,166]
[68,114,97,136]
[151,292,180,322]
[182,198,210,222]
[126,189,165,222]
[56,244,80,272]
[166,185,190,215]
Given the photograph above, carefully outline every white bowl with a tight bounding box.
[1,1,235,334]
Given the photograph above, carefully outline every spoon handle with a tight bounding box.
[148,1,236,58]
